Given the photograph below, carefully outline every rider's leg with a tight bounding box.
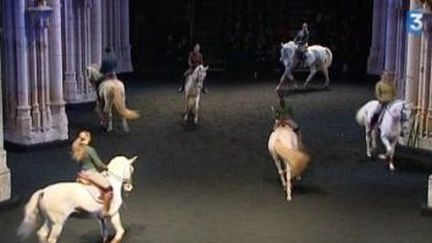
[179,69,192,92]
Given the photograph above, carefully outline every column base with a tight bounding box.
[0,195,20,212]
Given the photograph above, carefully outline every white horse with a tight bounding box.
[17,156,138,243]
[268,121,310,201]
[86,64,139,132]
[184,64,208,124]
[277,41,333,90]
[356,99,412,171]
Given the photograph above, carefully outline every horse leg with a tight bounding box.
[365,128,372,158]
[110,212,125,243]
[276,68,288,91]
[322,67,330,88]
[37,219,50,243]
[46,222,64,243]
[271,153,287,190]
[194,96,200,124]
[303,67,317,87]
[99,218,109,243]
[121,95,130,132]
[285,163,292,201]
[379,136,396,171]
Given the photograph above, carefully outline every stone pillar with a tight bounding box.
[394,0,408,96]
[120,0,133,72]
[91,0,102,64]
[0,17,11,203]
[63,0,79,103]
[48,0,68,140]
[384,0,398,74]
[405,0,423,106]
[14,0,32,140]
[368,0,387,75]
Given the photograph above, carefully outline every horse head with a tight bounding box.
[86,63,103,84]
[280,42,297,68]
[107,156,137,192]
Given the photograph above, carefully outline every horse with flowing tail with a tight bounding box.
[268,120,311,201]
[184,64,208,125]
[356,99,412,171]
[17,156,137,243]
[277,41,333,90]
[86,64,139,132]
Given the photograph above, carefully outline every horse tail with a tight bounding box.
[355,103,369,127]
[17,189,44,239]
[323,48,333,68]
[112,88,139,120]
[274,139,310,178]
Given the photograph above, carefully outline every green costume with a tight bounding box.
[274,105,293,120]
[375,80,395,103]
[79,146,107,172]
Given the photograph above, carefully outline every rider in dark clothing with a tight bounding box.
[293,22,309,64]
[96,47,118,100]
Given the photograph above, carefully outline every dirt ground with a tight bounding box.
[1,78,432,243]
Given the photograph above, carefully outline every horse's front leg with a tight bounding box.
[304,67,317,87]
[365,128,373,158]
[110,212,125,243]
[276,68,289,91]
[271,153,287,189]
[99,218,109,243]
[380,136,397,171]
[194,96,200,124]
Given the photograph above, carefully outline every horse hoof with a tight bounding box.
[389,163,395,171]
[366,152,372,158]
[378,154,387,160]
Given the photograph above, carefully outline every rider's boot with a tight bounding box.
[100,186,113,218]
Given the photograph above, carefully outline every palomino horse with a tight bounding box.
[356,99,412,171]
[268,120,310,201]
[18,156,137,243]
[184,64,208,125]
[86,64,139,132]
[277,41,333,90]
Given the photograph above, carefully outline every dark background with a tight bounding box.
[129,0,373,80]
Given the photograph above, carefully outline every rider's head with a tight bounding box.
[194,43,201,52]
[302,22,308,30]
[381,71,394,82]
[78,131,91,145]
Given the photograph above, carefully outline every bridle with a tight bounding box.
[108,163,133,187]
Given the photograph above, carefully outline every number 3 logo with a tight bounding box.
[407,10,423,35]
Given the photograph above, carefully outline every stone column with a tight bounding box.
[63,0,79,103]
[368,0,385,75]
[384,0,398,74]
[120,0,133,72]
[0,17,11,203]
[405,0,423,105]
[14,0,32,139]
[48,0,68,140]
[91,0,102,64]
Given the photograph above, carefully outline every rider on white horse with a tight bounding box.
[72,131,112,218]
[293,22,310,65]
[371,71,396,130]
[179,43,208,94]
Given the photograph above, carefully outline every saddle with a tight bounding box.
[76,173,112,204]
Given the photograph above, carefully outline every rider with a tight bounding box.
[97,47,118,94]
[273,89,299,133]
[371,71,396,130]
[72,131,113,217]
[178,43,208,94]
[293,22,309,66]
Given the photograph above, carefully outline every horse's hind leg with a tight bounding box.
[121,118,130,132]
[304,67,317,87]
[322,67,330,88]
[110,212,125,243]
[37,219,50,243]
[285,163,292,201]
[194,96,200,124]
[46,223,64,243]
[271,153,287,190]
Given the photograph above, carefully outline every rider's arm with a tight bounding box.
[375,82,382,102]
[188,52,193,67]
[87,147,108,171]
